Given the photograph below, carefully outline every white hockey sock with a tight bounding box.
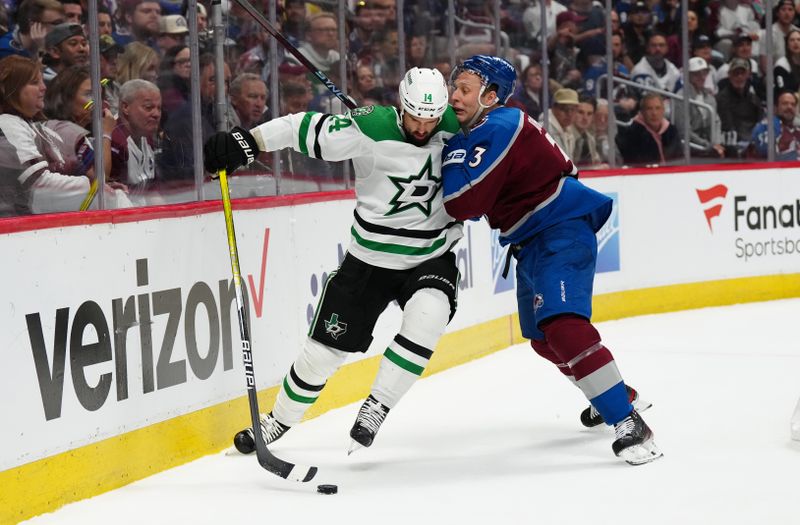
[371,289,450,408]
[272,337,348,426]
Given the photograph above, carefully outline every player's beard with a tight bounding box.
[404,129,434,147]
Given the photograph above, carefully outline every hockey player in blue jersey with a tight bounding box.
[441,55,662,465]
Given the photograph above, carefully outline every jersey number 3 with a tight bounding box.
[469,146,486,167]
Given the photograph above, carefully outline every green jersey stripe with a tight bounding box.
[350,226,447,255]
[283,377,318,404]
[385,348,425,375]
[298,112,318,156]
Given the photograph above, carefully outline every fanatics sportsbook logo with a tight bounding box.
[696,184,728,232]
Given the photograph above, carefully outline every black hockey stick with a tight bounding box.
[218,168,318,483]
[232,0,357,110]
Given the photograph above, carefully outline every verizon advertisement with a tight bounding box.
[0,199,517,471]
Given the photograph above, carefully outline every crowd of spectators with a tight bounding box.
[2,0,800,216]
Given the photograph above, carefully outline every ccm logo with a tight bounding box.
[442,148,467,167]
[232,131,256,165]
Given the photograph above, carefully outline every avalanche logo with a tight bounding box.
[596,193,620,273]
[490,230,515,293]
[696,184,728,232]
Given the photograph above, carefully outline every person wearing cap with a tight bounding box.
[617,92,681,165]
[775,29,800,92]
[751,90,800,159]
[99,34,124,115]
[622,1,653,64]
[691,34,720,94]
[756,0,799,72]
[42,23,88,82]
[631,32,681,94]
[675,56,724,157]
[547,88,580,158]
[716,56,763,149]
[0,0,65,60]
[155,14,187,55]
[717,33,760,85]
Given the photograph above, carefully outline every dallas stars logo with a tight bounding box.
[324,313,348,340]
[386,155,440,216]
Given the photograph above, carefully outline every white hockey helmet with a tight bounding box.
[398,67,449,120]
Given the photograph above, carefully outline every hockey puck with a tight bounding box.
[317,484,338,495]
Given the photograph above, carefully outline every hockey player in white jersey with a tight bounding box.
[204,68,462,454]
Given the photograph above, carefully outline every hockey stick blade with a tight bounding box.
[218,167,319,483]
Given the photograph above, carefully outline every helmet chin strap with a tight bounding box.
[463,84,497,131]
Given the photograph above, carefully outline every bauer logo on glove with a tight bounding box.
[203,126,259,176]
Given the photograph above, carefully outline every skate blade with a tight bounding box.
[617,438,664,466]
[347,440,363,456]
[633,396,653,414]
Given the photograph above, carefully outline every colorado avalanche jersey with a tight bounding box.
[441,106,612,245]
[251,105,463,270]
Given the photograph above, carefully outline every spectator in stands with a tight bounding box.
[353,62,380,104]
[157,44,190,113]
[282,0,307,42]
[775,29,800,92]
[230,73,267,130]
[715,0,760,59]
[371,0,397,27]
[280,82,313,115]
[612,31,635,74]
[716,57,763,148]
[573,95,602,166]
[43,66,117,181]
[160,53,231,181]
[751,90,800,159]
[674,57,725,157]
[407,34,428,69]
[0,0,64,60]
[622,1,653,64]
[655,0,680,36]
[296,13,339,74]
[117,41,160,85]
[691,34,719,95]
[155,14,188,55]
[547,88,579,157]
[594,98,618,162]
[758,0,799,73]
[42,23,88,82]
[631,32,681,93]
[99,35,123,116]
[62,0,82,25]
[114,0,162,47]
[549,11,582,89]
[0,55,92,215]
[570,0,607,64]
[617,93,681,165]
[95,6,115,36]
[666,9,699,67]
[508,63,544,118]
[110,79,161,199]
[522,0,566,47]
[717,34,761,85]
[349,1,383,57]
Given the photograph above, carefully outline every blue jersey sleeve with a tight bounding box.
[441,109,523,220]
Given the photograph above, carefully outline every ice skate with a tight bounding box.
[232,412,290,454]
[348,395,390,455]
[580,385,652,428]
[612,410,663,465]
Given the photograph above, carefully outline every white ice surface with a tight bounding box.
[24,299,800,525]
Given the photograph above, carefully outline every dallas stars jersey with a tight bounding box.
[250,105,463,270]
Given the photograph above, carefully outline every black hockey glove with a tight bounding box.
[203,126,259,177]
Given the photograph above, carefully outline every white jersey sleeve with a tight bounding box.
[251,111,372,162]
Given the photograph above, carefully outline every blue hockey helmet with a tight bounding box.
[451,55,518,105]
